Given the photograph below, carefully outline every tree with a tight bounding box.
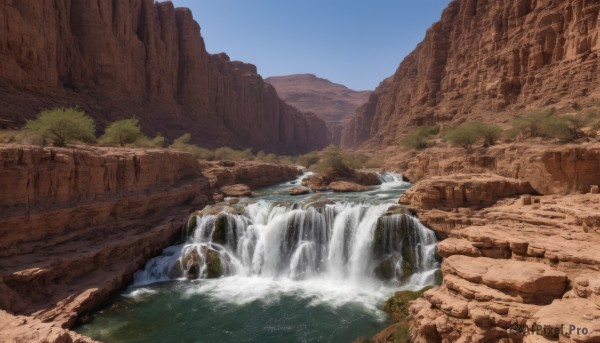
[24,107,95,147]
[443,125,480,151]
[401,125,440,150]
[99,118,144,146]
[472,122,502,147]
[512,110,554,138]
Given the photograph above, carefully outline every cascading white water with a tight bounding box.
[135,194,439,288]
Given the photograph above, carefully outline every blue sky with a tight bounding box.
[169,0,452,90]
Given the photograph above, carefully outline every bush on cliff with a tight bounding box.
[311,145,367,174]
[512,109,555,138]
[296,152,320,168]
[135,133,166,148]
[99,118,144,146]
[443,124,480,151]
[24,107,96,147]
[472,122,502,147]
[512,110,598,141]
[213,146,254,161]
[256,150,279,163]
[169,133,215,160]
[401,125,440,150]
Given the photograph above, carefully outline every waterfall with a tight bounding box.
[376,171,407,184]
[135,200,439,287]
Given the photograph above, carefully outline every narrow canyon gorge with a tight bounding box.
[1,0,600,342]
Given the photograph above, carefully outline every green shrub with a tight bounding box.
[296,152,320,168]
[512,110,554,138]
[562,113,598,140]
[213,147,254,161]
[277,155,297,165]
[255,150,279,163]
[24,107,95,146]
[169,133,215,160]
[99,118,144,146]
[135,133,166,148]
[472,122,502,147]
[443,125,480,151]
[311,145,366,174]
[401,125,440,149]
[343,152,369,169]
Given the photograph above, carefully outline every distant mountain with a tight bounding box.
[266,74,371,145]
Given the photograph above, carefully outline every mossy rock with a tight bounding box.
[182,215,198,239]
[383,286,433,321]
[375,256,398,280]
[205,249,223,278]
[211,214,228,245]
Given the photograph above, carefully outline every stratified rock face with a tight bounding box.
[342,0,600,148]
[266,74,371,145]
[0,145,301,342]
[0,0,328,154]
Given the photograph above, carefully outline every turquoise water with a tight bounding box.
[75,172,438,343]
[76,280,390,343]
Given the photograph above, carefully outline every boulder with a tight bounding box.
[288,187,310,196]
[329,181,368,192]
[220,184,252,197]
[399,173,534,210]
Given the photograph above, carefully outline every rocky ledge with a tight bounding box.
[371,143,600,343]
[301,168,381,192]
[0,145,300,343]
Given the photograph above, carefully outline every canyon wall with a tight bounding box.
[266,74,371,145]
[0,145,300,342]
[342,0,600,148]
[378,142,600,343]
[0,0,328,154]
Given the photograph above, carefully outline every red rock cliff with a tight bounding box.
[342,0,600,148]
[0,0,328,154]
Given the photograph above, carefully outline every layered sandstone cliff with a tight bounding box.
[372,143,600,343]
[0,0,328,153]
[342,0,600,148]
[266,74,371,145]
[0,145,300,342]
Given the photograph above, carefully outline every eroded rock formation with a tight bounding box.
[381,143,600,343]
[0,0,328,153]
[342,0,600,148]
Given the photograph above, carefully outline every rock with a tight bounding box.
[288,187,310,196]
[182,249,202,280]
[301,169,381,191]
[342,0,600,149]
[0,0,328,154]
[399,173,534,210]
[530,298,600,342]
[220,184,252,197]
[329,181,368,192]
[204,249,223,279]
[592,185,599,194]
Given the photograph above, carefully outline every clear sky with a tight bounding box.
[169,0,452,91]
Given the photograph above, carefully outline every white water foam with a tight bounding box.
[132,172,438,315]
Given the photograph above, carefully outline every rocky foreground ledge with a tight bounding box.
[0,145,300,342]
[372,143,600,343]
